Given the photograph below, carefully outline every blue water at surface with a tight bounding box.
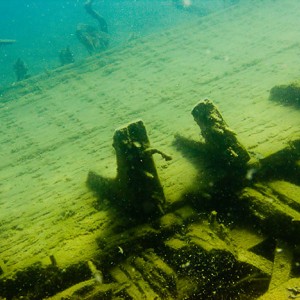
[0,0,234,87]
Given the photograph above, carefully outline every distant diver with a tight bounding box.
[76,0,109,54]
[13,58,30,81]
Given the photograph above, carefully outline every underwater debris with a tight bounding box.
[269,81,300,107]
[76,24,109,54]
[59,46,75,66]
[13,58,30,81]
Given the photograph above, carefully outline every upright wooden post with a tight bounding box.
[113,120,167,219]
[192,99,250,167]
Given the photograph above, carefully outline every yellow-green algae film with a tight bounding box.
[0,0,300,299]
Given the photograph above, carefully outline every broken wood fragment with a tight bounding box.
[254,139,300,184]
[130,250,177,298]
[267,181,300,212]
[268,240,293,291]
[46,280,125,300]
[110,261,160,299]
[239,186,300,242]
[269,81,300,107]
[96,207,198,268]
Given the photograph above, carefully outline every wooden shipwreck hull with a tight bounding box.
[1,1,300,299]
[0,99,299,300]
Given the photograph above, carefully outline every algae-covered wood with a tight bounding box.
[0,0,300,299]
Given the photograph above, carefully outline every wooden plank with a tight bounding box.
[110,261,159,299]
[237,249,273,276]
[230,228,266,251]
[133,250,176,298]
[268,240,293,291]
[239,187,300,242]
[268,181,300,212]
[258,277,300,299]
